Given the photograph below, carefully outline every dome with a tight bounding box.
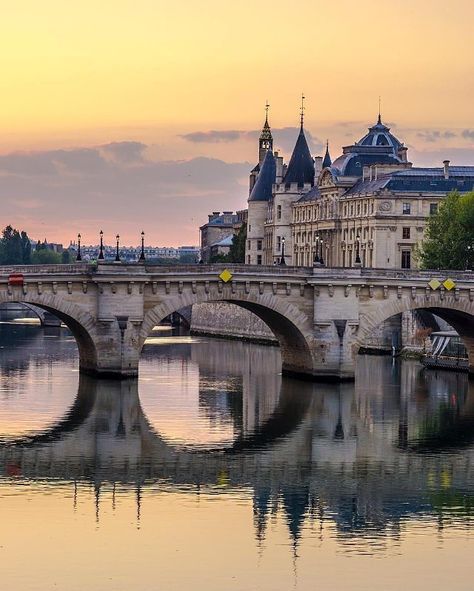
[356,115,403,153]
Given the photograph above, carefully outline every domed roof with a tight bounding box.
[356,115,403,152]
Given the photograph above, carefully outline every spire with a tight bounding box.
[377,96,382,125]
[258,102,273,164]
[249,149,276,202]
[284,105,314,187]
[300,93,305,130]
[322,140,332,168]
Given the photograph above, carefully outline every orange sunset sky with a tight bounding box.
[0,0,473,246]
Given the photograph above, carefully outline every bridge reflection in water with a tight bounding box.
[1,331,474,551]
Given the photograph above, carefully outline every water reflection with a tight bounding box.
[1,325,474,589]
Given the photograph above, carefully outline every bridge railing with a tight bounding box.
[0,263,94,275]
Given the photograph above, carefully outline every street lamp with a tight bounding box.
[466,245,473,272]
[320,238,325,266]
[76,233,82,261]
[98,230,104,260]
[279,236,286,266]
[139,231,145,262]
[115,234,121,262]
[355,234,361,266]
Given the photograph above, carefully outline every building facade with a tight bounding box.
[246,112,474,268]
[200,210,247,262]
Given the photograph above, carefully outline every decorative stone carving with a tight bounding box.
[379,200,392,212]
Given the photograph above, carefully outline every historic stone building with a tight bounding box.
[245,111,474,268]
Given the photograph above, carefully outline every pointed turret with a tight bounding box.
[258,102,273,164]
[284,95,314,187]
[284,127,314,188]
[322,140,332,168]
[249,149,276,202]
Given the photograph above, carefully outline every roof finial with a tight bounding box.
[265,100,270,124]
[300,93,305,130]
[378,96,382,124]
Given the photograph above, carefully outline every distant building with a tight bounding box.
[245,108,474,268]
[68,241,199,263]
[199,210,247,262]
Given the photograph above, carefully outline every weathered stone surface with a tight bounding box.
[1,262,474,380]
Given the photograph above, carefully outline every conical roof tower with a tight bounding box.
[284,97,314,188]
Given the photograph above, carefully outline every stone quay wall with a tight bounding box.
[190,302,277,344]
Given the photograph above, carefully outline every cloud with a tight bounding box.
[416,130,457,143]
[409,147,474,167]
[0,143,250,245]
[180,130,245,143]
[462,129,474,141]
[181,127,323,154]
[100,141,147,163]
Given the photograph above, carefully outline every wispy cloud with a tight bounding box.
[416,130,457,143]
[180,127,323,155]
[0,143,249,245]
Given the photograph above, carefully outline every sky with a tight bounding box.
[0,0,473,246]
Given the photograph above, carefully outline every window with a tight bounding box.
[257,239,262,250]
[257,255,262,265]
[277,236,281,251]
[430,203,438,215]
[247,240,251,250]
[402,202,411,215]
[277,205,282,220]
[247,255,250,264]
[402,227,410,239]
[401,250,411,269]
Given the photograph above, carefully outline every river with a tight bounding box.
[0,318,473,590]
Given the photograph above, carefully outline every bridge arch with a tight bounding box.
[0,292,98,373]
[140,292,316,378]
[356,298,474,373]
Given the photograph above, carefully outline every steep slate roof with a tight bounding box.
[284,127,315,187]
[322,141,332,168]
[297,185,321,202]
[344,166,474,196]
[248,150,276,202]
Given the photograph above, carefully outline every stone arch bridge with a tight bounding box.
[0,262,473,380]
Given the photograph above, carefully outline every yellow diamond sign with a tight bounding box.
[219,269,233,283]
[428,278,441,290]
[443,278,455,290]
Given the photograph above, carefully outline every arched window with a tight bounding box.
[277,204,282,220]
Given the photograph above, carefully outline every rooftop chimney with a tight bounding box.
[443,160,450,179]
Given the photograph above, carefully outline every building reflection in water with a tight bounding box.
[1,328,474,556]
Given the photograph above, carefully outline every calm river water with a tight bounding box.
[0,318,474,590]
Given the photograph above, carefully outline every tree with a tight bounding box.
[227,223,247,263]
[0,225,32,264]
[418,191,474,270]
[31,249,62,264]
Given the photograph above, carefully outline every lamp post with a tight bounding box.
[467,245,473,272]
[279,236,286,266]
[139,231,145,262]
[320,238,325,266]
[98,230,104,260]
[76,233,82,261]
[355,235,361,266]
[115,234,121,262]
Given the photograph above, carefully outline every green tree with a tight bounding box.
[227,223,247,263]
[419,191,474,270]
[31,249,62,264]
[0,225,32,264]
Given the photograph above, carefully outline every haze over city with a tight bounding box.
[0,0,473,245]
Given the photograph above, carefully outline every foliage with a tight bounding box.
[0,226,32,264]
[209,224,247,264]
[418,191,474,270]
[227,223,247,263]
[31,249,62,264]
